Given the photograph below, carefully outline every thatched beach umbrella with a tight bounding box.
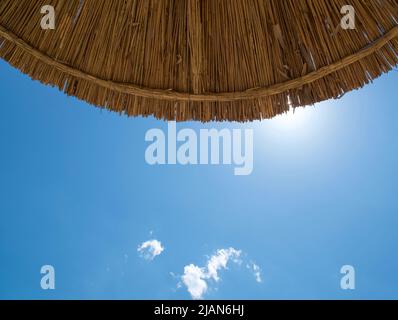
[1,0,397,122]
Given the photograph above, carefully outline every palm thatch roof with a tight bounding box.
[1,0,398,122]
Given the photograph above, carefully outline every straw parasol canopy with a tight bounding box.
[1,0,398,122]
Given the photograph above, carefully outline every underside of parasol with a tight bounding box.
[0,0,398,122]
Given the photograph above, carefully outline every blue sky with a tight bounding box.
[0,59,398,300]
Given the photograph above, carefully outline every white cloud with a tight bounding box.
[247,262,262,283]
[206,248,241,281]
[181,248,242,300]
[137,239,164,261]
[182,264,208,300]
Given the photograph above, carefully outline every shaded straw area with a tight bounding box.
[0,0,398,122]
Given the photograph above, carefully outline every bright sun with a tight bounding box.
[267,106,313,131]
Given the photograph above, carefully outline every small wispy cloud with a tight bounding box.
[247,262,262,283]
[206,248,242,282]
[181,248,242,300]
[137,239,164,261]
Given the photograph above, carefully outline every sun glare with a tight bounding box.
[266,107,313,132]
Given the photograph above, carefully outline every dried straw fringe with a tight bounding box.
[0,0,398,122]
